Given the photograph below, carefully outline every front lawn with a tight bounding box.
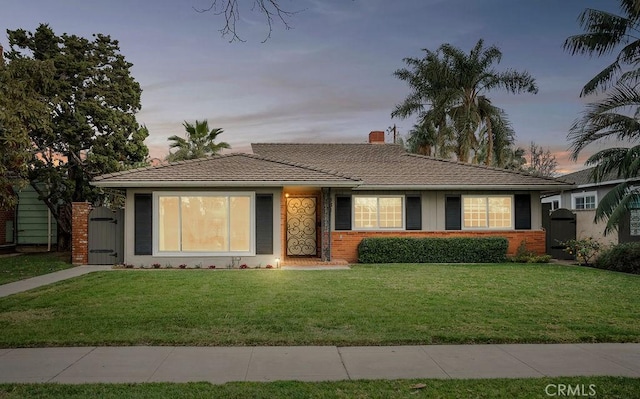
[0,264,638,347]
[1,377,638,399]
[0,252,72,285]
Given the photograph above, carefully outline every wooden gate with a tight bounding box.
[88,207,124,265]
[542,207,576,260]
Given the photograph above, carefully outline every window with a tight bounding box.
[542,195,561,211]
[353,196,403,229]
[154,192,254,255]
[571,192,597,210]
[462,196,512,229]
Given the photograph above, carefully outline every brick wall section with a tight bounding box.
[0,207,15,245]
[72,202,91,265]
[331,230,546,263]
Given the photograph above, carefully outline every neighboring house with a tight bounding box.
[542,167,640,245]
[0,187,16,250]
[90,131,571,266]
[15,185,58,248]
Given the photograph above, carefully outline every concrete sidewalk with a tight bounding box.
[0,343,638,384]
[0,266,112,298]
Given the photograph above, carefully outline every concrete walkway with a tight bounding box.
[0,266,112,298]
[0,343,638,383]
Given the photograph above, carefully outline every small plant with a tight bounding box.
[165,263,173,269]
[509,240,552,263]
[560,237,602,266]
[179,264,187,269]
[208,265,216,269]
[195,262,202,269]
[152,263,161,269]
[266,264,274,269]
[125,264,134,269]
[239,264,248,269]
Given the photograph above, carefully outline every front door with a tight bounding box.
[286,197,317,256]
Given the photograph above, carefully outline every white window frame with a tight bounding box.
[152,191,255,257]
[461,195,514,230]
[352,195,405,230]
[571,191,597,210]
[542,194,561,210]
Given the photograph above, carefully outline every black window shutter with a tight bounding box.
[255,194,273,254]
[405,196,422,230]
[445,195,461,230]
[335,196,352,230]
[514,194,532,230]
[134,194,152,255]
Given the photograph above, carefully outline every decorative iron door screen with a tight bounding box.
[286,197,317,256]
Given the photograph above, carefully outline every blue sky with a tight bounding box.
[1,0,620,172]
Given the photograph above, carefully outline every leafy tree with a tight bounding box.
[524,142,558,177]
[392,39,538,164]
[565,0,640,234]
[4,24,149,247]
[0,51,54,209]
[166,120,230,162]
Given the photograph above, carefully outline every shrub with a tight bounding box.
[509,240,552,263]
[560,237,602,265]
[357,236,508,264]
[595,242,640,275]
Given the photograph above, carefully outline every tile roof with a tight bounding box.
[561,166,640,186]
[92,153,360,187]
[251,143,571,189]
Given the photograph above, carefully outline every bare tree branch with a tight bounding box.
[194,0,299,42]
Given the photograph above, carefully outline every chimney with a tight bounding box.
[368,131,385,144]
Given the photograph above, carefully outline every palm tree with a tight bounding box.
[566,0,640,233]
[392,39,538,164]
[166,120,230,162]
[563,0,640,96]
[568,83,640,233]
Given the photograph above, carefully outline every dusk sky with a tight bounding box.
[1,0,621,173]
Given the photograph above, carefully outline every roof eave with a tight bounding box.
[91,180,361,188]
[353,184,576,191]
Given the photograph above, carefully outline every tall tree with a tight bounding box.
[4,24,149,247]
[524,142,558,177]
[565,0,640,233]
[0,51,54,209]
[166,120,230,162]
[392,39,538,164]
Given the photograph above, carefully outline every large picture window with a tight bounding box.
[353,196,403,229]
[154,192,254,255]
[463,196,512,229]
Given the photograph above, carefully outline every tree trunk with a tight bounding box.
[485,116,493,166]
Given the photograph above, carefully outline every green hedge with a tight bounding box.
[594,242,640,275]
[357,236,509,264]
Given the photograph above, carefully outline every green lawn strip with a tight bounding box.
[0,252,72,285]
[0,377,637,399]
[0,264,638,347]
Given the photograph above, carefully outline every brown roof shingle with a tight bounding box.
[92,153,360,187]
[251,143,570,189]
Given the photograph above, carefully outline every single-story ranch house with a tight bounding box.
[89,131,572,266]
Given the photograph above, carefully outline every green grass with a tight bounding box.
[0,264,638,347]
[0,377,638,398]
[0,252,72,285]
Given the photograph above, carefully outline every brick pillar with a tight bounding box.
[72,202,91,265]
